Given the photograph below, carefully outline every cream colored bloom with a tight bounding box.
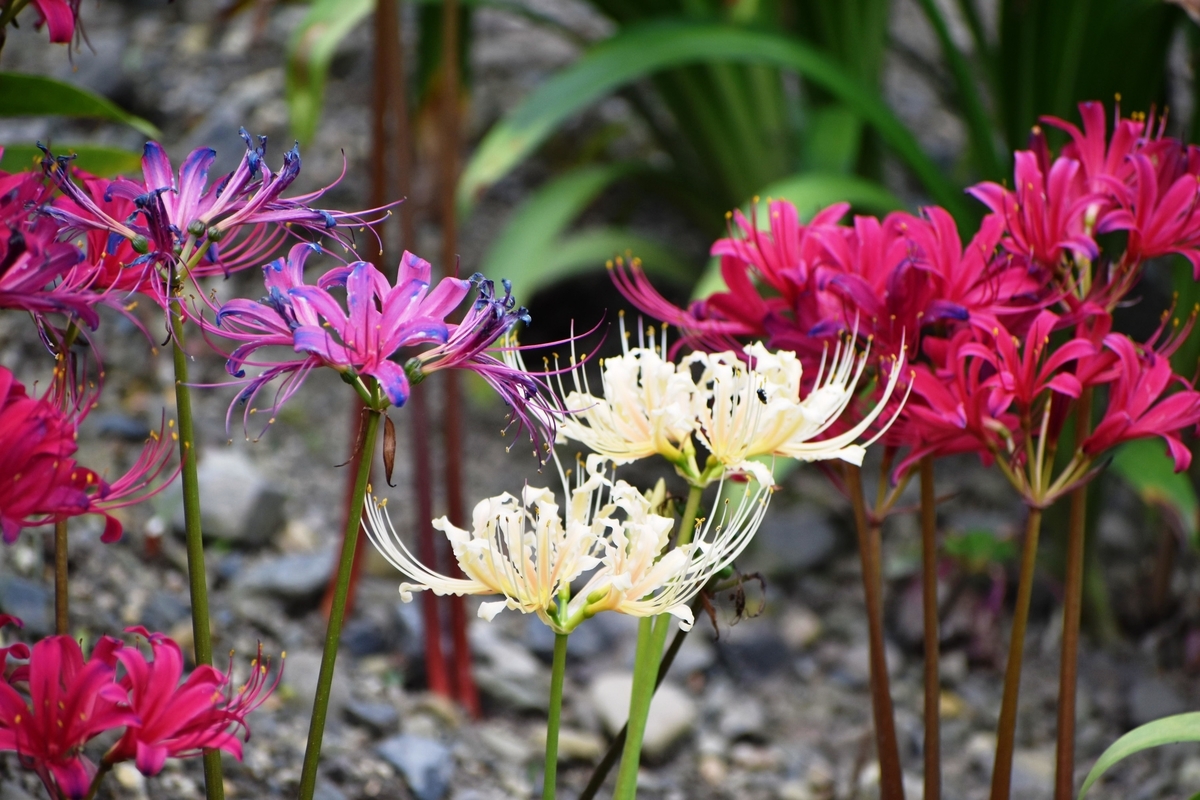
[566,470,772,630]
[366,455,773,633]
[691,338,907,472]
[364,459,608,631]
[554,322,698,465]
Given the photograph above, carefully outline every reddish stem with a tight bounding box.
[919,456,940,800]
[845,463,906,800]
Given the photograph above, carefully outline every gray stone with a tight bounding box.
[589,672,697,760]
[718,696,767,741]
[745,505,839,576]
[0,576,51,636]
[344,700,399,735]
[232,545,336,601]
[377,734,453,800]
[312,780,348,800]
[168,450,286,547]
[283,650,350,718]
[525,613,606,660]
[671,633,716,675]
[139,591,190,633]
[0,781,38,800]
[470,624,550,711]
[1129,675,1189,727]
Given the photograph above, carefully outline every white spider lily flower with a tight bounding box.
[364,458,609,632]
[566,467,773,630]
[690,338,908,472]
[553,320,698,465]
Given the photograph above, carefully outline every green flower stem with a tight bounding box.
[298,408,381,800]
[989,506,1044,800]
[613,484,704,800]
[168,265,224,800]
[82,761,111,800]
[543,632,570,800]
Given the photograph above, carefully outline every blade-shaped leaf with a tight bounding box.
[1079,712,1200,798]
[480,162,691,297]
[691,172,903,300]
[286,0,375,144]
[459,21,967,224]
[1110,438,1199,541]
[0,73,160,138]
[0,144,141,176]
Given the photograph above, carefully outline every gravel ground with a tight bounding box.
[0,2,1198,799]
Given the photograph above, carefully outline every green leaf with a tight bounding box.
[459,20,967,225]
[479,162,693,299]
[0,144,142,176]
[0,73,160,138]
[690,171,902,300]
[286,0,374,144]
[943,529,1017,573]
[1110,438,1199,542]
[1079,712,1200,798]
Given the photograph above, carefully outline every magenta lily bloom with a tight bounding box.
[211,244,556,447]
[43,131,378,279]
[1083,335,1200,470]
[0,635,133,800]
[105,627,280,776]
[0,365,175,544]
[29,0,79,43]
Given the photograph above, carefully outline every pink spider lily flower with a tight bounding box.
[211,245,555,446]
[957,310,1095,412]
[104,627,280,776]
[42,131,380,279]
[0,167,102,328]
[0,365,175,544]
[0,635,134,800]
[1082,335,1200,470]
[0,616,30,670]
[968,150,1100,272]
[29,0,80,43]
[1041,101,1151,189]
[1095,151,1200,274]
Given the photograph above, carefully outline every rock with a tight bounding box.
[313,780,349,800]
[719,696,767,741]
[284,650,350,718]
[588,672,697,760]
[90,413,153,442]
[777,779,816,800]
[232,545,336,602]
[533,726,605,761]
[671,633,716,675]
[341,616,394,657]
[112,762,147,799]
[730,742,781,771]
[344,700,399,736]
[699,753,727,785]
[470,624,551,711]
[168,451,287,547]
[838,641,903,688]
[0,576,51,636]
[139,591,190,633]
[723,630,794,679]
[1177,756,1200,789]
[745,505,839,576]
[1011,748,1054,800]
[1129,675,1188,727]
[779,606,822,650]
[525,613,606,661]
[0,782,38,800]
[377,734,453,800]
[941,649,969,686]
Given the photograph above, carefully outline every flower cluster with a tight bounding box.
[616,101,1200,506]
[0,619,279,800]
[211,243,556,450]
[0,365,173,544]
[366,453,771,633]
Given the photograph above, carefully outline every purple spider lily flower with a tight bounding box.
[41,131,381,280]
[210,245,557,449]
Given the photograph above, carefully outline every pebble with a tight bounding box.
[533,726,605,761]
[1129,675,1189,727]
[232,545,337,602]
[746,505,840,576]
[344,700,400,736]
[470,624,551,711]
[283,650,350,717]
[376,734,454,800]
[0,783,38,800]
[718,696,767,740]
[729,742,781,771]
[313,780,350,800]
[1011,748,1054,800]
[779,605,823,650]
[0,576,51,636]
[698,753,727,785]
[589,672,697,760]
[168,450,287,547]
[112,762,147,799]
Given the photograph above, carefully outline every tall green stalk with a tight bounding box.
[298,407,381,800]
[543,632,569,800]
[168,263,225,800]
[990,506,1045,800]
[612,484,704,800]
